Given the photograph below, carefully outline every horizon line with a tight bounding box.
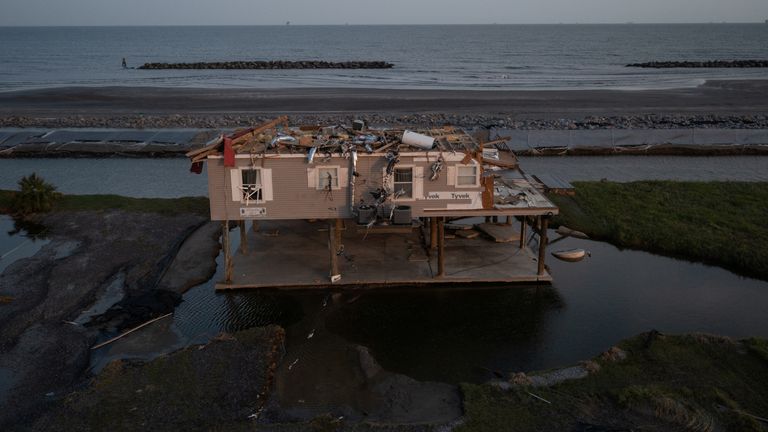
[0,21,766,28]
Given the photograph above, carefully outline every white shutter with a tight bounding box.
[230,169,241,202]
[261,168,273,201]
[307,167,317,188]
[339,168,349,189]
[413,166,424,199]
[446,166,456,186]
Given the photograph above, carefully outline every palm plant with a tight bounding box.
[12,173,61,215]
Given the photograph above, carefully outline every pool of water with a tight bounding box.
[3,157,766,385]
[161,227,768,385]
[0,216,49,273]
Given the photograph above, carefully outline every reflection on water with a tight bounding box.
[0,215,49,274]
[325,287,563,383]
[167,229,768,385]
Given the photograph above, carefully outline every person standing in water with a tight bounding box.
[122,58,127,68]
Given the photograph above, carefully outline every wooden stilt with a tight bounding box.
[223,220,232,284]
[506,215,513,225]
[538,217,549,276]
[238,220,247,254]
[430,217,438,250]
[519,217,527,249]
[334,218,343,250]
[329,220,340,282]
[437,217,445,277]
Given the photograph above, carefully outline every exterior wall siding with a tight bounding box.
[207,152,485,221]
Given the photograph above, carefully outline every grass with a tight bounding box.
[458,333,768,432]
[550,181,768,280]
[0,189,209,216]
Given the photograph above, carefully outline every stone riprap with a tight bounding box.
[138,60,394,70]
[627,60,768,68]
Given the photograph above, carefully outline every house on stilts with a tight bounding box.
[187,117,561,290]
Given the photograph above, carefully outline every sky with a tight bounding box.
[1,0,767,26]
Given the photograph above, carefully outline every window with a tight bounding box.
[317,167,339,190]
[240,168,262,202]
[393,167,413,198]
[456,165,478,186]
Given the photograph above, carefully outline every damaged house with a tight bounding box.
[188,117,561,289]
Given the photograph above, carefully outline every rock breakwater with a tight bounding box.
[138,60,394,70]
[627,60,768,68]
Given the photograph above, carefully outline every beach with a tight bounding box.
[2,80,768,129]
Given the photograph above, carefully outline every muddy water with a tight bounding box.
[2,157,768,385]
[158,227,768,385]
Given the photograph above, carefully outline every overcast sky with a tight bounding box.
[2,0,767,26]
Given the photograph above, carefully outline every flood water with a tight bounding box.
[166,229,768,384]
[2,156,768,385]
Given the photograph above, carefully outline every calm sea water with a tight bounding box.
[1,24,768,91]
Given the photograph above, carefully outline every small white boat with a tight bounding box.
[552,248,589,262]
[556,226,589,239]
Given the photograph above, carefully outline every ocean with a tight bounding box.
[1,24,768,91]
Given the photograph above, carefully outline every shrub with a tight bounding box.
[11,173,61,215]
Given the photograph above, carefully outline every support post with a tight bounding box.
[506,215,513,225]
[537,217,549,276]
[223,220,232,284]
[238,220,247,254]
[519,217,527,249]
[437,217,445,277]
[329,220,340,282]
[335,218,343,249]
[252,220,259,233]
[430,217,438,250]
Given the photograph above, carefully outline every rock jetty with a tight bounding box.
[627,60,768,68]
[138,60,394,70]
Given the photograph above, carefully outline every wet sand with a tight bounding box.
[1,79,768,119]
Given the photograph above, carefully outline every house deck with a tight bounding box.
[215,219,551,290]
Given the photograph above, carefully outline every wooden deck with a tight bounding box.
[215,219,552,290]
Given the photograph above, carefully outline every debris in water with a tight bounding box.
[288,358,299,370]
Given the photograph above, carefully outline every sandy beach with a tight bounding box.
[1,80,768,122]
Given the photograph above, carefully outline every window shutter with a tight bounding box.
[230,169,241,202]
[339,168,348,189]
[446,166,456,186]
[262,168,273,201]
[413,166,424,199]
[307,167,317,189]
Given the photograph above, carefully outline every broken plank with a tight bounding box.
[475,223,520,243]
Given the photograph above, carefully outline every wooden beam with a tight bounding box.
[335,218,343,249]
[223,220,232,284]
[519,217,527,249]
[430,217,438,250]
[437,217,445,277]
[538,217,549,276]
[238,220,248,254]
[329,220,340,282]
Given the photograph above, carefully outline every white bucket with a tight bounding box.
[402,130,435,150]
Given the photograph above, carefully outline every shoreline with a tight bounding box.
[1,79,768,120]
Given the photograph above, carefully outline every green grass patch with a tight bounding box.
[550,181,768,280]
[0,189,209,216]
[458,333,768,431]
